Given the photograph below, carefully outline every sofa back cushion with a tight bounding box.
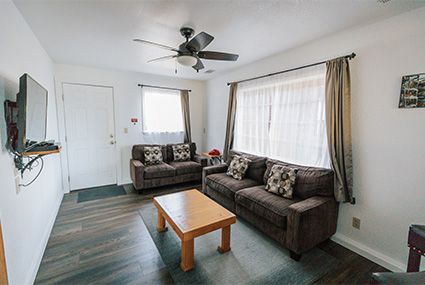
[264,158,334,199]
[226,150,267,184]
[132,144,167,164]
[167,142,196,162]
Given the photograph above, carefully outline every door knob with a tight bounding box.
[110,134,114,138]
[110,141,115,145]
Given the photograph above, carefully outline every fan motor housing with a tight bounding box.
[180,27,195,40]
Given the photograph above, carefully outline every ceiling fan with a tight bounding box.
[133,27,239,72]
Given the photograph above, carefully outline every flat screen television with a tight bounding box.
[5,74,48,154]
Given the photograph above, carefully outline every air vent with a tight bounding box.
[205,69,216,74]
[377,0,391,3]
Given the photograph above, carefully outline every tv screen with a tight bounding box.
[15,74,48,153]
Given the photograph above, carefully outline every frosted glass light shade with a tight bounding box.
[177,55,197,66]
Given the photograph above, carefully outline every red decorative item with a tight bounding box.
[208,149,221,156]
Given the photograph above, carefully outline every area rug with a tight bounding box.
[77,185,126,203]
[139,203,340,284]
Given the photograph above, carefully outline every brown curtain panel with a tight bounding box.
[180,90,192,143]
[223,83,238,160]
[325,57,354,204]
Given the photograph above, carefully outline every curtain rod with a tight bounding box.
[138,84,191,92]
[227,52,356,86]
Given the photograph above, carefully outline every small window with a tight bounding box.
[142,87,183,133]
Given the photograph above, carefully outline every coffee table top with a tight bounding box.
[153,190,236,240]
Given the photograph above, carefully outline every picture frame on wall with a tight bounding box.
[398,73,425,108]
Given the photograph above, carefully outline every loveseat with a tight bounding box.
[130,142,207,191]
[202,150,339,260]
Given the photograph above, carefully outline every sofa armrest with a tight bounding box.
[193,154,208,167]
[130,159,145,190]
[202,164,228,193]
[285,196,338,255]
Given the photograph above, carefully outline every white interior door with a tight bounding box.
[63,83,117,191]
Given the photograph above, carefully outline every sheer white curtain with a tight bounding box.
[234,64,330,168]
[141,87,184,144]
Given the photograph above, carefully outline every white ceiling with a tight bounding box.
[13,0,425,81]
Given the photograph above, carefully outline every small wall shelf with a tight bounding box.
[23,147,62,156]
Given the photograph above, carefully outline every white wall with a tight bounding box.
[0,1,63,284]
[204,8,425,271]
[54,64,205,191]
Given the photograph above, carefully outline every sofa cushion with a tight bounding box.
[168,161,202,176]
[172,143,191,162]
[264,159,334,199]
[144,146,164,165]
[132,144,167,164]
[235,186,302,229]
[226,155,251,181]
[167,142,196,162]
[226,150,267,184]
[265,165,298,198]
[205,173,259,200]
[144,163,176,179]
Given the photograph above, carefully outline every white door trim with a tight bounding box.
[59,82,118,192]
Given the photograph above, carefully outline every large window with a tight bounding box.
[234,64,330,168]
[142,87,184,133]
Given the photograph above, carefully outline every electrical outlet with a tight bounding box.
[352,217,361,230]
[124,127,128,134]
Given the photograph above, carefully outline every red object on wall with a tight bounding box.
[131,118,138,123]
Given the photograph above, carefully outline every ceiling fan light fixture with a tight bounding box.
[177,55,197,66]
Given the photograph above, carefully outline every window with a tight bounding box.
[142,87,184,133]
[234,64,330,168]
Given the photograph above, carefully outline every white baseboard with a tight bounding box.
[118,180,132,186]
[331,233,405,272]
[26,194,64,284]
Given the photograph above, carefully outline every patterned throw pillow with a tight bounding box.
[265,165,297,198]
[143,146,164,165]
[172,144,191,161]
[226,155,251,181]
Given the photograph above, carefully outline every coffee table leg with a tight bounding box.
[218,225,231,253]
[181,239,195,272]
[157,210,168,232]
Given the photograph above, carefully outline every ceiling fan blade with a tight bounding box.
[147,55,177,63]
[133,39,179,52]
[186,32,214,52]
[198,51,239,61]
[192,58,204,72]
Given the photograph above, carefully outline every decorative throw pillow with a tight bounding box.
[143,146,164,165]
[226,155,251,181]
[172,144,191,161]
[265,165,297,198]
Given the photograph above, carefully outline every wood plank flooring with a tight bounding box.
[35,183,389,284]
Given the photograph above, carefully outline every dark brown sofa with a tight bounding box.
[203,150,339,261]
[130,142,207,191]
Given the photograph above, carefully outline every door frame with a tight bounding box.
[58,82,118,192]
[0,218,8,284]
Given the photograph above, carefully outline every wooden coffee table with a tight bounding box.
[153,189,236,272]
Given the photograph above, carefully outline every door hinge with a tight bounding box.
[65,136,67,143]
[62,94,64,101]
[68,175,70,182]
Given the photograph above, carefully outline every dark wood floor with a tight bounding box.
[35,183,389,284]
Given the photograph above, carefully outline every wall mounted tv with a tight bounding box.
[4,73,48,154]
